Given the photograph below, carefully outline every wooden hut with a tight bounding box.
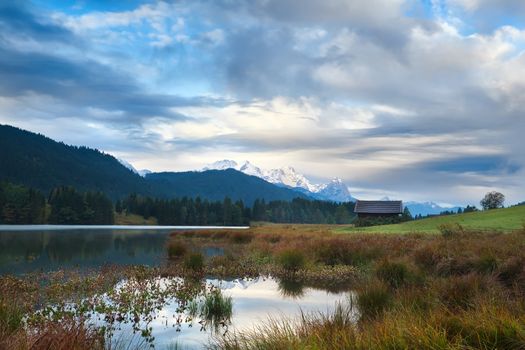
[354,200,403,218]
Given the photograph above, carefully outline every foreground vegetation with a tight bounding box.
[1,222,525,349]
[202,224,525,349]
[343,204,525,234]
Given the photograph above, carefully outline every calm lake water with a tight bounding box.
[0,225,246,275]
[0,226,354,349]
[101,277,353,350]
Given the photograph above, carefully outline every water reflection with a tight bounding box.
[278,278,306,299]
[108,277,350,350]
[0,229,171,274]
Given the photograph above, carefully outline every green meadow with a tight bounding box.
[340,205,525,234]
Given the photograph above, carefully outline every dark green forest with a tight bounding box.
[0,182,114,224]
[119,195,356,225]
[0,181,356,225]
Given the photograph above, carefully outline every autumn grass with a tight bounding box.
[164,224,525,349]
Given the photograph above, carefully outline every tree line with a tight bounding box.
[0,182,114,224]
[0,181,357,225]
[117,195,356,225]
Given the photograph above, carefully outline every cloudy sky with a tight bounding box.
[1,0,524,205]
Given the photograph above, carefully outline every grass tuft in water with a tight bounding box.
[354,280,392,319]
[184,252,205,271]
[167,241,188,260]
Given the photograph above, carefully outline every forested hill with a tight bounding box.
[0,124,149,199]
[146,169,309,205]
[0,124,309,204]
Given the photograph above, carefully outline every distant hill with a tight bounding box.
[0,124,309,204]
[146,169,309,205]
[0,124,149,199]
[341,205,525,234]
[404,201,462,216]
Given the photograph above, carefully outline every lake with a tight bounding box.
[0,226,355,349]
[0,225,247,275]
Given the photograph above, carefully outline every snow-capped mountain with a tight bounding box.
[315,178,354,202]
[201,160,355,202]
[202,160,240,171]
[117,158,151,178]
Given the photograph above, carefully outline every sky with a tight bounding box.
[0,0,524,206]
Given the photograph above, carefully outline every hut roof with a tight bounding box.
[354,200,403,214]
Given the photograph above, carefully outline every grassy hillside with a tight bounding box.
[340,205,525,234]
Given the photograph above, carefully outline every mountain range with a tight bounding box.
[0,124,307,205]
[0,124,462,214]
[202,160,356,203]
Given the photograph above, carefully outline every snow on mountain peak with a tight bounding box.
[200,160,355,202]
[239,161,264,177]
[202,159,238,171]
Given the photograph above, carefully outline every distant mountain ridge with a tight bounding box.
[202,160,356,202]
[0,124,310,204]
[1,124,463,210]
[405,201,462,217]
[380,196,462,216]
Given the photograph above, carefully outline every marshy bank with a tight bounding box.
[168,224,525,349]
[1,224,525,349]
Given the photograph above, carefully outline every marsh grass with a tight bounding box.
[183,225,525,349]
[184,252,205,271]
[277,249,306,274]
[354,280,392,319]
[375,260,409,288]
[188,287,233,332]
[201,289,233,324]
[167,241,188,260]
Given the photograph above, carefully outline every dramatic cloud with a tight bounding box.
[0,0,524,205]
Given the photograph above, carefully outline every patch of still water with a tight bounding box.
[105,277,353,349]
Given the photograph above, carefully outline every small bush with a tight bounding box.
[167,241,188,260]
[355,281,392,319]
[438,223,464,237]
[184,252,205,271]
[376,260,409,288]
[277,249,306,273]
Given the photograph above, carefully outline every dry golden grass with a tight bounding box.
[168,224,525,350]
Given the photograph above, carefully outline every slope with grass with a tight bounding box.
[342,205,525,234]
